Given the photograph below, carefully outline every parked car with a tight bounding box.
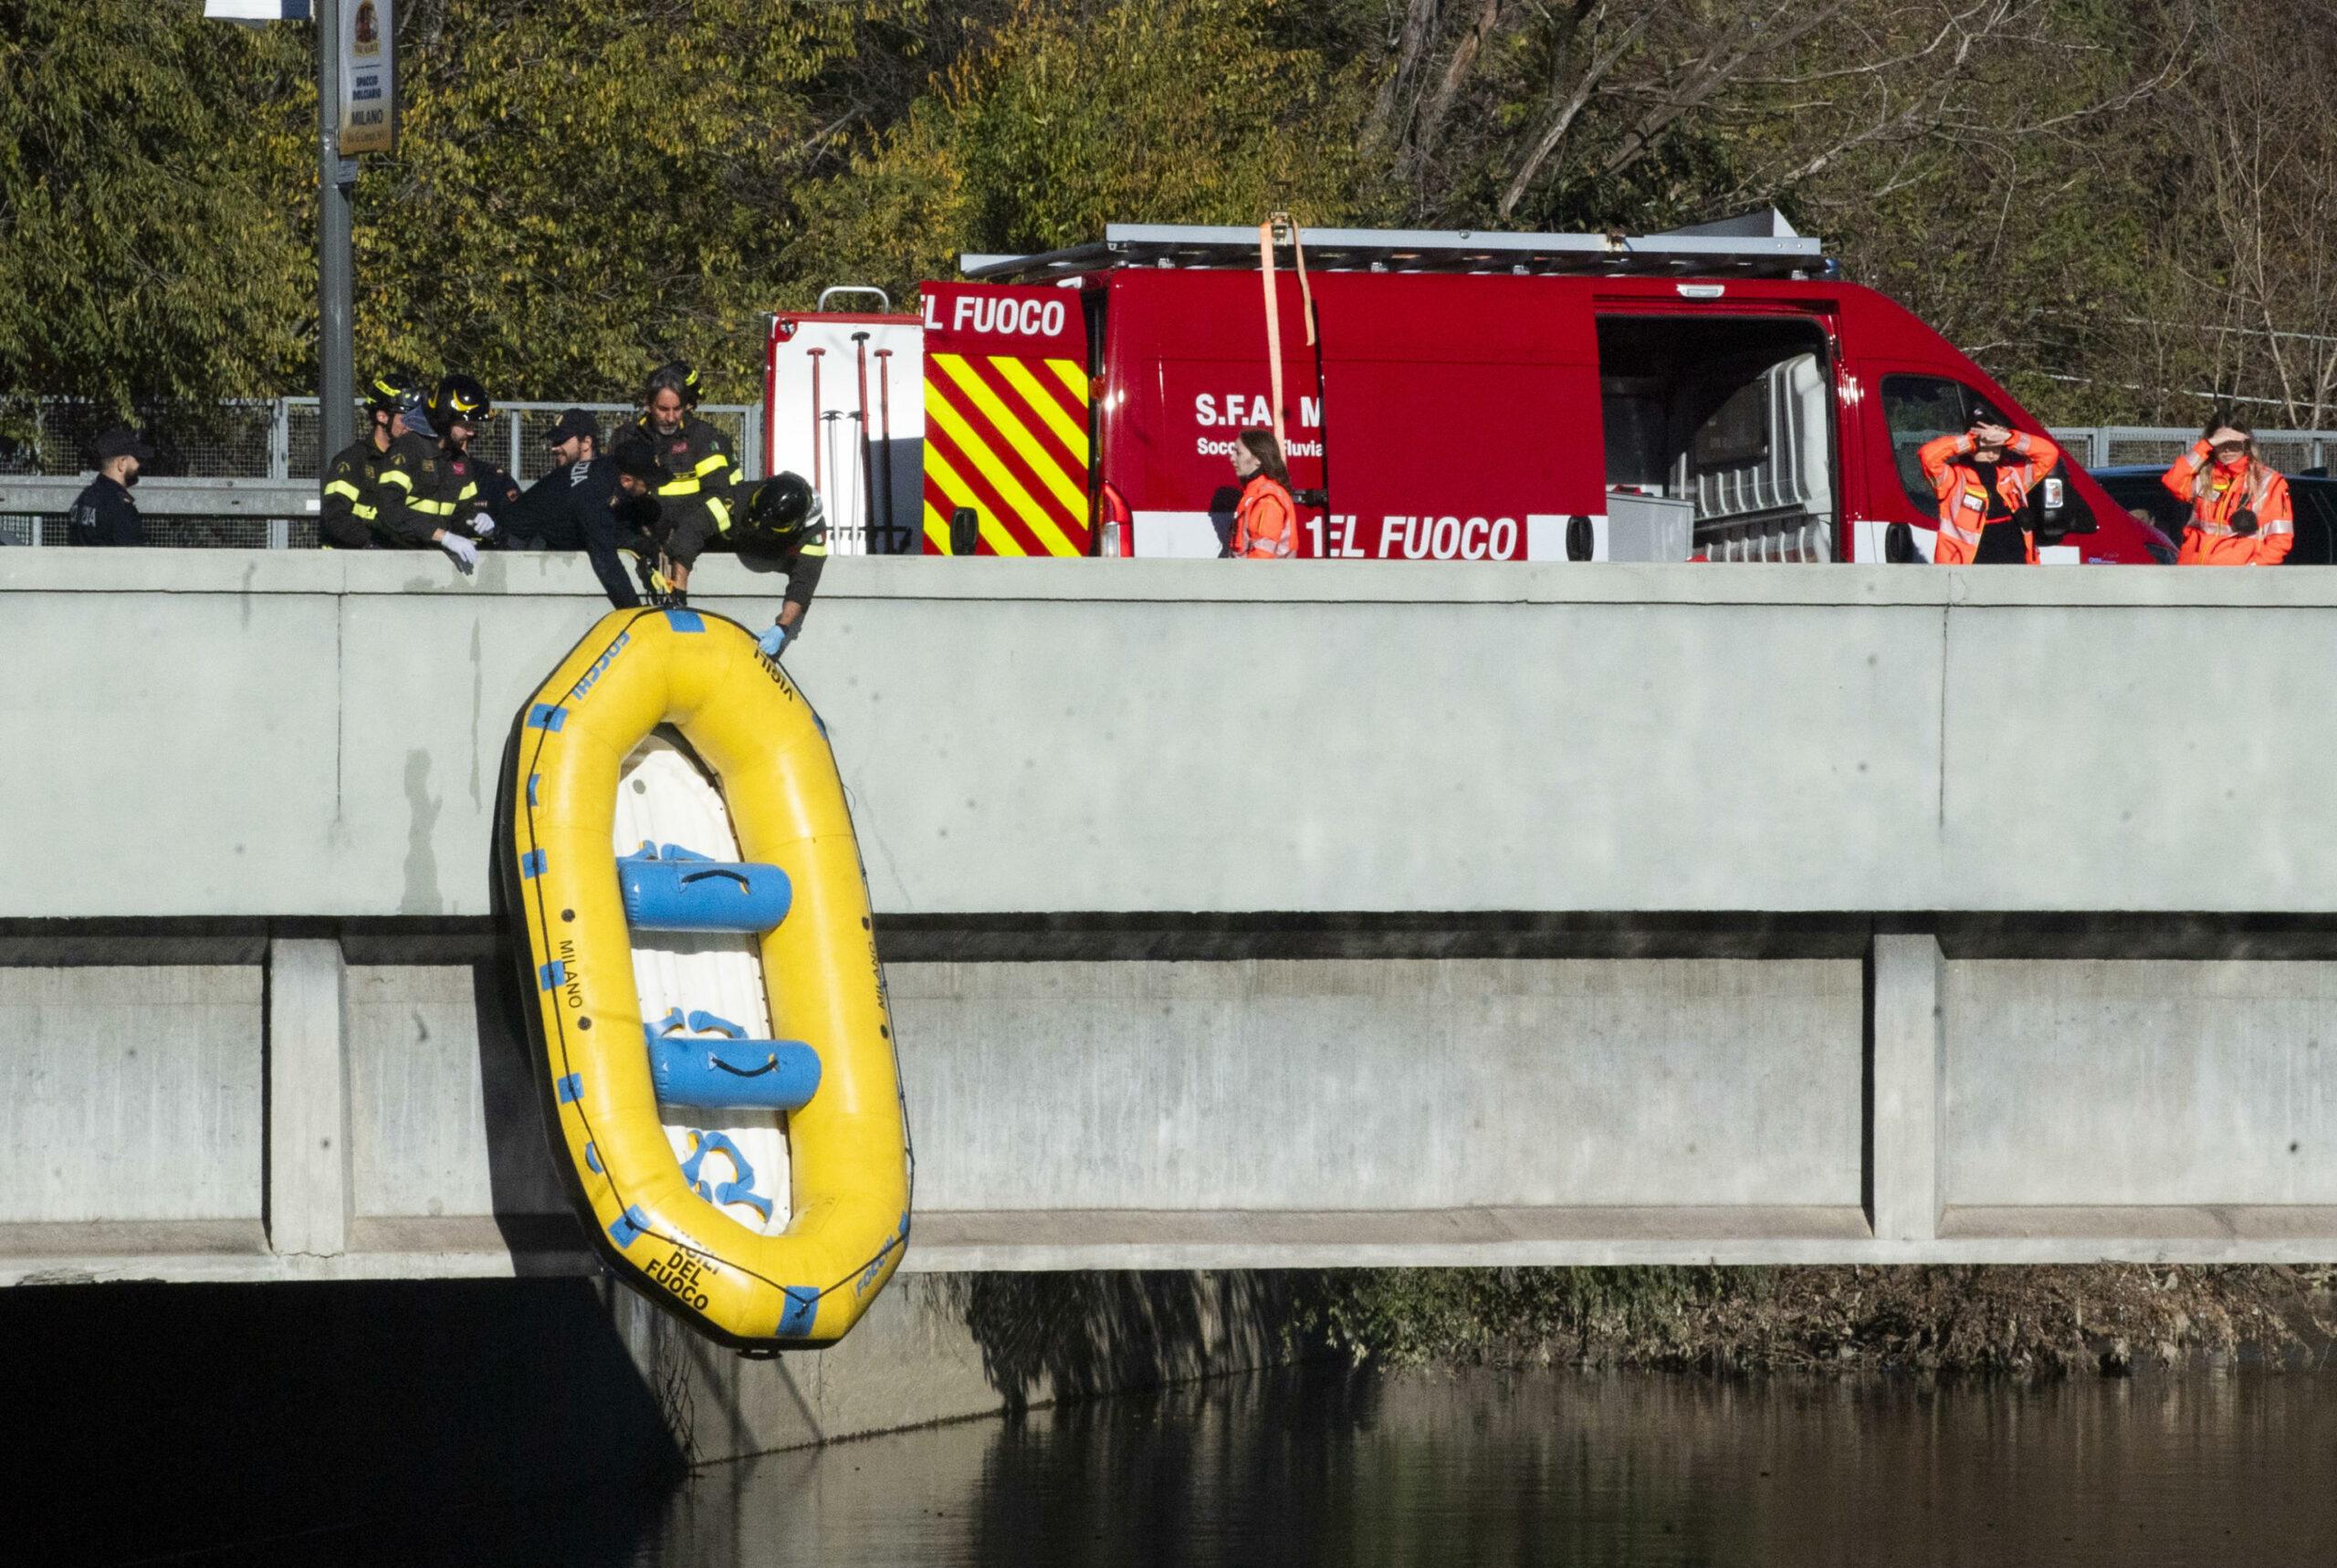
[2091,463,2337,564]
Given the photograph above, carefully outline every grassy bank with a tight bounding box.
[1299,1265,2337,1378]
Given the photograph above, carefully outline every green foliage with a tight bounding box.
[791,0,1377,306]
[358,1,891,402]
[0,2,311,411]
[6,0,2332,426]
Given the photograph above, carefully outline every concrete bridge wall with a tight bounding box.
[3,554,2334,1280]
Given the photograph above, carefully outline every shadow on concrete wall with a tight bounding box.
[946,1270,1322,1412]
[471,951,593,1269]
[6,1278,682,1564]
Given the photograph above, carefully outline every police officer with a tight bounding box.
[634,361,741,593]
[494,409,647,608]
[732,473,829,659]
[378,375,498,570]
[320,374,413,549]
[68,426,154,546]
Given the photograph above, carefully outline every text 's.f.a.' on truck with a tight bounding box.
[761,214,2164,565]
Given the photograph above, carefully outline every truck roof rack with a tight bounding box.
[961,210,1833,284]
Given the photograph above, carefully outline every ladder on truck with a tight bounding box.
[960,209,1834,284]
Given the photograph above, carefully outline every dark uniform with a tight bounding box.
[637,412,742,570]
[497,456,650,608]
[319,432,398,549]
[377,431,489,548]
[67,474,141,546]
[733,476,831,627]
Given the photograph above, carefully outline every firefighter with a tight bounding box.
[1915,407,2062,565]
[320,374,413,549]
[494,409,645,608]
[68,426,153,546]
[634,361,741,594]
[729,472,829,659]
[377,375,498,570]
[1228,429,1295,559]
[2162,415,2293,566]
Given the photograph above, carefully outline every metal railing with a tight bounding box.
[2047,426,2332,475]
[6,400,2332,549]
[1,397,763,548]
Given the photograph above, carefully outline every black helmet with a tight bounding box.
[645,361,702,410]
[746,472,818,533]
[396,386,435,439]
[433,373,493,429]
[365,373,413,413]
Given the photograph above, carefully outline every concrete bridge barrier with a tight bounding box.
[3,552,2333,1281]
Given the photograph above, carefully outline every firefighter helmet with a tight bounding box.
[433,373,494,429]
[645,361,702,410]
[746,472,818,535]
[365,373,414,413]
[396,386,435,439]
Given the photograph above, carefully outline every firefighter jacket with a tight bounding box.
[67,475,141,546]
[636,413,741,568]
[1230,473,1296,559]
[320,432,396,549]
[731,478,830,613]
[376,432,489,548]
[1916,430,2061,566]
[497,456,645,609]
[2163,442,2293,566]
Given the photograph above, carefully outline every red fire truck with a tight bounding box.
[763,214,2160,564]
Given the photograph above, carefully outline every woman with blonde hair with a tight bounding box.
[2162,413,2293,565]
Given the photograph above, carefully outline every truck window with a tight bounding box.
[1881,375,1977,511]
[1595,315,1835,561]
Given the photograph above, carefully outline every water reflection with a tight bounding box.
[650,1369,2335,1568]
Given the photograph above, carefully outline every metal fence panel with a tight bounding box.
[5,397,2327,548]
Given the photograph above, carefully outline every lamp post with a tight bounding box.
[205,0,373,461]
[317,0,355,460]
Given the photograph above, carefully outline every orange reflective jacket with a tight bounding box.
[2163,442,2292,566]
[1917,430,2060,565]
[1231,473,1295,559]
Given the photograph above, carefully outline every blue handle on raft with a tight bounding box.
[644,1009,823,1111]
[620,842,792,933]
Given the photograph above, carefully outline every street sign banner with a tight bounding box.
[336,0,394,155]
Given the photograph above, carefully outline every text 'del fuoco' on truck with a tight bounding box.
[761,214,2160,566]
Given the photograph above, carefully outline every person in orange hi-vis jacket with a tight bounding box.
[2162,414,2293,565]
[1228,429,1296,559]
[1916,407,2062,565]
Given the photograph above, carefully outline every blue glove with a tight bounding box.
[758,623,790,660]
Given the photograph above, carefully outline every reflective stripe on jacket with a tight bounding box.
[638,413,742,566]
[1231,474,1295,559]
[378,431,483,547]
[320,434,393,548]
[2164,442,2293,565]
[1916,430,2060,566]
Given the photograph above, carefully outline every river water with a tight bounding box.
[283,1365,2335,1566]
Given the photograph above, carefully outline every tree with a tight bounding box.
[353,1,896,403]
[790,0,1377,305]
[0,2,311,419]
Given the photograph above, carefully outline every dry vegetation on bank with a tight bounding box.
[1304,1265,2337,1378]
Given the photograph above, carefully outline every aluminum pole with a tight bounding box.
[317,0,356,462]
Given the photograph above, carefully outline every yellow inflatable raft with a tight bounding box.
[496,606,910,1349]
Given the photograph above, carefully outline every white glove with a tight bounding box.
[439,533,479,571]
[472,513,498,538]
